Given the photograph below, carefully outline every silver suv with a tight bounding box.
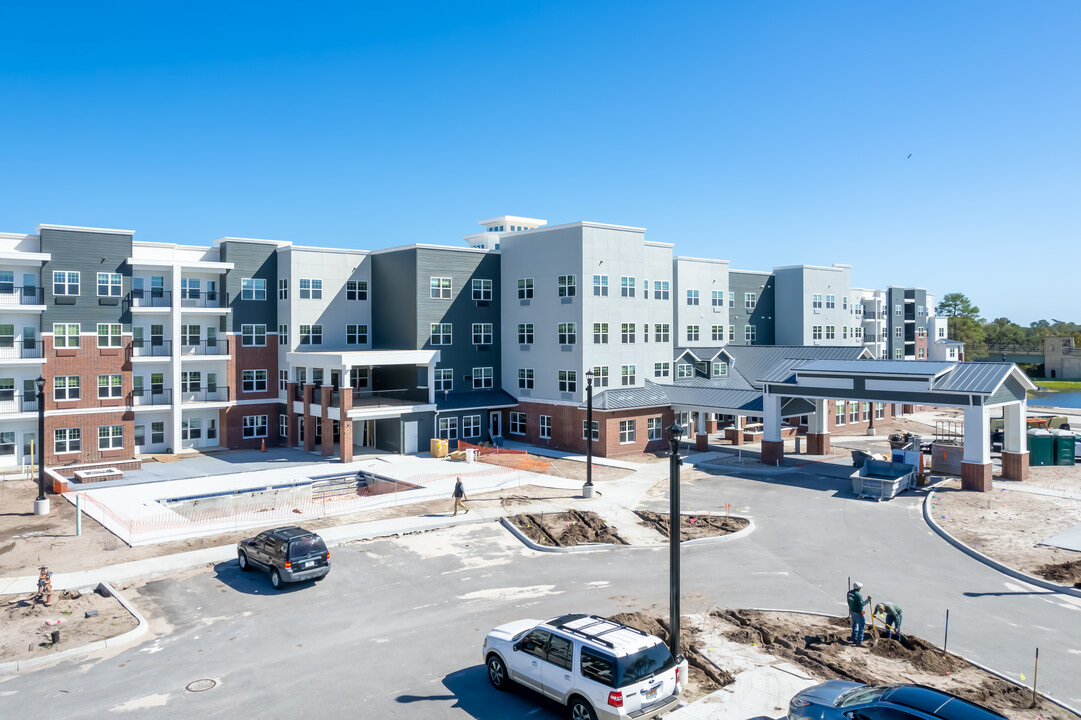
[482,614,685,720]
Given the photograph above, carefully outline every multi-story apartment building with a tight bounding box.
[773,264,862,347]
[727,270,776,346]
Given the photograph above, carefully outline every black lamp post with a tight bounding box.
[34,375,49,515]
[583,370,595,498]
[666,422,684,659]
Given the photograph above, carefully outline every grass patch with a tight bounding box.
[1031,379,1081,391]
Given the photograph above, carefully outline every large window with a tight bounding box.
[518,368,534,389]
[825,326,835,341]
[242,415,268,438]
[712,325,724,342]
[835,402,846,426]
[812,293,822,309]
[655,324,670,343]
[648,417,663,441]
[654,362,670,378]
[472,367,493,389]
[686,325,699,342]
[97,323,122,348]
[745,292,757,310]
[557,322,576,345]
[97,272,122,297]
[241,324,266,346]
[98,425,123,450]
[297,278,321,300]
[653,280,669,300]
[242,369,268,393]
[518,278,533,299]
[745,325,756,342]
[347,280,368,301]
[152,422,165,445]
[434,368,453,392]
[619,420,636,444]
[557,275,576,297]
[593,323,608,344]
[591,366,609,387]
[826,294,835,309]
[621,364,636,386]
[677,363,694,378]
[430,277,452,299]
[53,323,80,348]
[559,370,577,393]
[712,290,724,307]
[347,324,368,344]
[438,417,457,440]
[539,415,551,439]
[463,414,481,438]
[472,279,493,301]
[430,323,452,345]
[686,289,699,306]
[54,376,80,401]
[242,278,267,300]
[299,324,322,345]
[98,374,122,398]
[472,323,493,345]
[621,323,635,343]
[53,271,79,296]
[510,412,526,435]
[278,279,288,300]
[713,361,728,377]
[517,323,534,344]
[593,274,608,296]
[582,420,599,441]
[620,276,635,297]
[54,428,81,454]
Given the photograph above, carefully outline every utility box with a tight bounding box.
[1052,430,1076,466]
[1027,430,1053,466]
[931,443,963,475]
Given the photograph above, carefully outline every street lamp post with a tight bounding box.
[582,370,595,499]
[666,422,684,659]
[33,375,49,515]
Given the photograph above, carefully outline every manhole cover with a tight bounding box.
[186,679,217,693]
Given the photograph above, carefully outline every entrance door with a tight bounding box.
[357,420,375,448]
[403,421,418,454]
[489,411,501,440]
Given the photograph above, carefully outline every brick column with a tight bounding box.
[1002,451,1029,481]
[961,462,993,491]
[286,382,299,448]
[320,385,334,456]
[339,389,353,463]
[303,383,316,453]
[761,440,784,465]
[218,409,229,449]
[806,433,831,455]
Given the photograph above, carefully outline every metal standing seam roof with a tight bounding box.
[931,362,1028,393]
[674,346,729,363]
[435,389,519,412]
[786,359,956,376]
[724,345,871,387]
[588,382,672,411]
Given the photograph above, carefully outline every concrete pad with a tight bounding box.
[1040,521,1081,552]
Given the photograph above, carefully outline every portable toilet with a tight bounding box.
[1052,430,1076,466]
[1028,429,1054,466]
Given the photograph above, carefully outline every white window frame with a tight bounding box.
[430,277,452,299]
[438,417,458,440]
[557,274,576,297]
[472,278,493,301]
[517,323,534,344]
[686,289,699,306]
[559,370,577,393]
[619,419,636,444]
[582,419,599,441]
[54,375,80,401]
[53,271,79,296]
[431,323,453,345]
[518,278,533,299]
[557,322,576,345]
[510,412,526,435]
[241,324,267,347]
[242,415,268,438]
[647,417,662,441]
[745,292,756,310]
[593,322,608,344]
[593,274,608,296]
[686,325,699,342]
[241,278,267,301]
[97,323,122,348]
[518,368,534,389]
[472,323,493,345]
[539,415,552,439]
[745,325,756,342]
[463,414,481,438]
[677,363,694,378]
[654,362,670,378]
[434,368,453,392]
[347,324,368,345]
[620,276,635,297]
[98,374,122,398]
[97,272,122,297]
[347,280,368,301]
[472,367,493,390]
[242,369,268,393]
[621,364,636,386]
[53,323,80,348]
[655,324,670,343]
[278,279,288,300]
[98,424,123,450]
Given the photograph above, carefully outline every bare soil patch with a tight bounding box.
[634,510,748,541]
[508,510,628,547]
[479,454,633,483]
[1037,558,1081,587]
[716,609,1075,720]
[0,587,138,663]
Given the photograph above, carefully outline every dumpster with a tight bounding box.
[430,437,449,458]
[851,460,915,501]
[1052,430,1076,466]
[1027,429,1053,466]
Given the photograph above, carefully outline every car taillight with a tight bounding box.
[675,666,681,684]
[607,691,623,708]
[284,560,292,569]
[326,552,330,561]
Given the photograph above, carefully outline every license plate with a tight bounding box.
[304,561,315,568]
[643,684,659,702]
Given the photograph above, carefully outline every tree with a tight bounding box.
[984,317,1025,347]
[936,293,981,320]
[936,293,985,358]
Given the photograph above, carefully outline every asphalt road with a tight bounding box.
[2,465,1079,717]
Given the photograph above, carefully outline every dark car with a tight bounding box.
[789,682,1008,720]
[237,526,330,589]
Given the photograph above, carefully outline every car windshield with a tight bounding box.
[289,536,327,559]
[615,642,675,687]
[837,686,890,708]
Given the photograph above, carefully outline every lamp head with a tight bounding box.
[666,423,683,445]
[35,376,46,393]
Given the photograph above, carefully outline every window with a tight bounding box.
[654,362,670,378]
[279,370,288,391]
[517,278,533,299]
[677,363,694,378]
[473,323,494,345]
[299,324,322,345]
[557,275,576,297]
[580,647,614,686]
[619,420,636,444]
[539,415,551,439]
[621,323,635,343]
[653,280,669,300]
[97,323,122,348]
[434,369,453,392]
[438,417,458,440]
[472,279,493,301]
[54,376,80,401]
[98,425,123,450]
[593,274,608,296]
[620,276,635,297]
[686,325,699,342]
[713,361,728,377]
[53,271,79,296]
[646,417,663,441]
[895,304,902,316]
[97,272,122,297]
[835,402,846,425]
[518,368,534,389]
[655,324,670,343]
[518,323,534,344]
[463,415,481,438]
[297,278,321,300]
[347,324,368,344]
[745,292,756,310]
[917,327,926,338]
[98,374,122,398]
[938,327,945,338]
[510,412,526,435]
[346,280,368,301]
[895,349,903,359]
[918,347,926,359]
[846,402,858,423]
[712,290,724,307]
[812,293,823,309]
[895,327,903,339]
[745,325,756,342]
[843,297,849,311]
[728,325,735,340]
[430,277,452,299]
[854,327,863,340]
[278,279,288,300]
[54,428,80,454]
[152,422,165,445]
[591,366,609,387]
[593,323,608,344]
[621,364,636,386]
[686,289,699,305]
[558,370,577,393]
[826,294,835,309]
[241,324,267,346]
[242,369,268,392]
[279,324,289,346]
[430,323,452,345]
[242,415,268,438]
[557,322,576,345]
[279,414,288,439]
[712,325,724,342]
[582,419,599,441]
[54,323,79,348]
[242,278,267,301]
[812,326,823,341]
[825,326,835,340]
[855,304,863,316]
[918,305,926,316]
[728,291,735,308]
[472,367,493,389]
[875,402,886,420]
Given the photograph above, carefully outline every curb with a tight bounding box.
[0,581,148,676]
[922,489,1081,599]
[679,513,755,547]
[499,517,623,553]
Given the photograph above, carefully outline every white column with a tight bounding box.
[734,415,743,431]
[1003,401,1026,454]
[809,398,830,434]
[170,264,183,454]
[427,363,435,404]
[963,404,991,464]
[696,411,706,434]
[763,393,783,443]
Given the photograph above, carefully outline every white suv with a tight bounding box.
[482,613,686,720]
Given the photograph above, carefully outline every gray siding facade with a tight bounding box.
[728,271,775,345]
[40,228,133,330]
[371,250,418,350]
[219,240,278,332]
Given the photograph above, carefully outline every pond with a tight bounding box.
[1029,390,1081,409]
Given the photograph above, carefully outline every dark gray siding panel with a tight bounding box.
[40,228,133,330]
[728,272,775,345]
[371,250,418,350]
[219,241,278,331]
[374,412,434,454]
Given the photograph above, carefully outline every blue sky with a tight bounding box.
[2,1,1077,324]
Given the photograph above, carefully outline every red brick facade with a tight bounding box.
[507,400,673,458]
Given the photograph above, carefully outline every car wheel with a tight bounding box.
[270,568,283,590]
[487,655,508,690]
[238,552,250,571]
[568,696,597,720]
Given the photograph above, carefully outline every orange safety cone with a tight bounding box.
[261,438,266,452]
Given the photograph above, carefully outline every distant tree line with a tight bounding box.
[934,292,1080,360]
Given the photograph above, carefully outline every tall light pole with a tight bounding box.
[666,422,684,659]
[34,375,49,515]
[582,370,595,499]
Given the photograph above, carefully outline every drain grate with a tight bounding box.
[186,679,217,693]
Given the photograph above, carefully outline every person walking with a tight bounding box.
[874,601,902,639]
[847,581,871,646]
[452,476,469,516]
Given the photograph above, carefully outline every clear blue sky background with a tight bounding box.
[2,1,1077,324]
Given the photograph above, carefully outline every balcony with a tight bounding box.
[332,388,418,409]
[130,289,172,308]
[0,393,39,414]
[132,340,172,357]
[133,388,172,406]
[179,338,230,356]
[180,291,229,309]
[0,341,44,359]
[0,287,44,306]
[179,386,231,403]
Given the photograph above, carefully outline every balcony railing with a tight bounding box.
[133,388,172,406]
[0,340,44,359]
[179,291,228,309]
[332,388,417,409]
[0,393,39,413]
[0,287,44,305]
[130,289,172,308]
[132,340,172,357]
[179,386,230,403]
[179,338,229,356]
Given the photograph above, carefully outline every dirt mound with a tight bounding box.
[609,612,734,698]
[509,510,628,547]
[1037,559,1081,587]
[1,588,138,662]
[634,510,748,541]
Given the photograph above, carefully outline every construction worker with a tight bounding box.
[847,581,871,646]
[874,601,902,639]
